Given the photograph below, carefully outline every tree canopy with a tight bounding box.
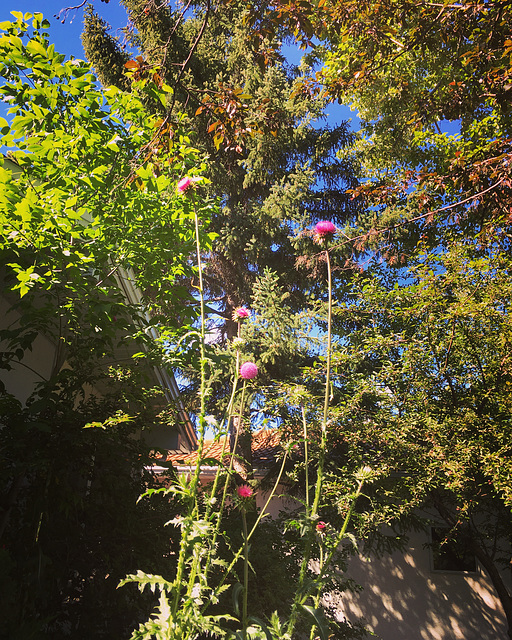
[81,0,361,332]
[0,11,215,636]
[230,1,512,633]
[2,2,512,638]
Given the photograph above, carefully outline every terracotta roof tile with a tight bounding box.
[165,438,229,466]
[252,429,281,466]
[153,428,281,468]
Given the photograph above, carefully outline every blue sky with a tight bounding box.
[2,1,128,59]
[2,3,463,137]
[1,1,359,130]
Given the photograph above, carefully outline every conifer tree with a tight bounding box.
[81,6,131,91]
[81,0,360,480]
[81,0,360,338]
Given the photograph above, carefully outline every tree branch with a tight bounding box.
[331,177,507,253]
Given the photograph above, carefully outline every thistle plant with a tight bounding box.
[122,208,370,640]
[0,17,369,639]
[121,180,288,639]
[286,220,340,638]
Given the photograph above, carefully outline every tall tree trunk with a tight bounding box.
[466,539,512,639]
[229,415,253,481]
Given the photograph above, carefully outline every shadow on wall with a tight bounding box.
[328,528,508,640]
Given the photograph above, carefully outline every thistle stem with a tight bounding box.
[316,478,365,586]
[171,195,208,617]
[242,509,249,640]
[287,248,333,636]
[301,404,309,514]
[189,194,207,502]
[202,373,250,597]
[311,249,332,517]
[202,447,290,614]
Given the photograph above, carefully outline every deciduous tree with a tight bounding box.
[0,12,215,637]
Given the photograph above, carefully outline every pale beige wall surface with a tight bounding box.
[0,293,57,404]
[331,527,509,640]
[266,495,509,639]
[0,291,187,448]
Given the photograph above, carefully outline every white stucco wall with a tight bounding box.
[329,527,509,640]
[261,493,509,639]
[0,292,57,404]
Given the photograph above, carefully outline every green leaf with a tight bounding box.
[247,616,275,640]
[299,605,330,640]
[26,39,47,58]
[232,582,243,619]
[119,570,174,594]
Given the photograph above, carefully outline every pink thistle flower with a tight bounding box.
[177,176,199,194]
[237,484,254,498]
[316,521,327,532]
[232,307,250,321]
[240,362,258,380]
[315,220,337,238]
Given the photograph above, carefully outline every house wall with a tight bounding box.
[255,484,299,519]
[328,527,509,640]
[143,421,180,451]
[265,493,509,639]
[0,291,186,451]
[0,292,57,403]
